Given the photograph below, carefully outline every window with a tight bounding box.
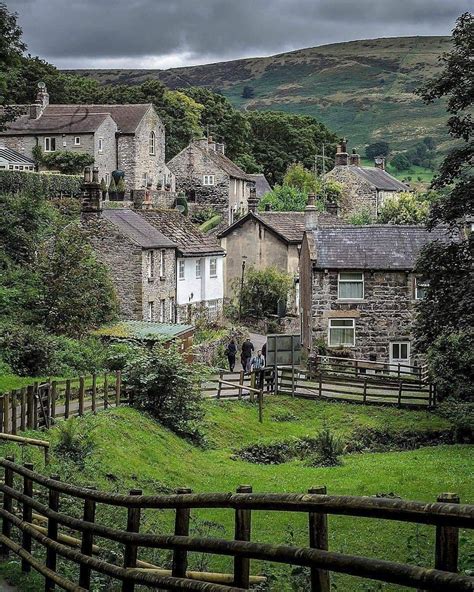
[338,272,364,300]
[195,259,202,279]
[415,277,429,300]
[74,136,81,146]
[391,342,410,361]
[328,319,355,347]
[209,258,217,278]
[178,259,185,280]
[169,297,175,322]
[203,174,215,186]
[141,172,148,188]
[146,250,155,279]
[98,138,104,153]
[207,300,219,314]
[159,250,165,278]
[149,131,156,155]
[44,137,56,152]
[147,301,154,322]
[160,299,166,323]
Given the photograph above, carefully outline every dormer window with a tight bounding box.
[338,272,364,300]
[203,174,215,186]
[149,131,156,155]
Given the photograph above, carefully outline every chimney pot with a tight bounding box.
[374,156,385,170]
[92,166,99,183]
[305,193,319,230]
[349,148,361,167]
[247,186,258,213]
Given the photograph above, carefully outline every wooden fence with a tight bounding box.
[0,372,123,435]
[0,458,473,591]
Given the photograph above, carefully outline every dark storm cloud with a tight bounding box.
[7,0,471,68]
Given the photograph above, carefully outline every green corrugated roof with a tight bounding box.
[93,321,194,341]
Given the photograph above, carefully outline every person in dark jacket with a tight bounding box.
[226,339,237,372]
[241,338,254,373]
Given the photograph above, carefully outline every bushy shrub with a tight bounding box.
[349,208,374,225]
[0,323,58,376]
[0,170,82,197]
[345,426,454,453]
[122,343,206,443]
[53,418,95,467]
[104,341,143,371]
[191,206,219,225]
[51,336,107,375]
[41,151,94,175]
[304,427,343,467]
[435,399,474,443]
[233,441,293,464]
[378,193,429,225]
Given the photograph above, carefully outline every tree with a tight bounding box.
[365,141,390,160]
[258,185,310,212]
[391,153,411,172]
[378,193,430,225]
[241,86,255,99]
[283,163,318,194]
[414,12,474,400]
[235,266,293,319]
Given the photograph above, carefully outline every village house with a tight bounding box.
[299,195,449,367]
[0,82,169,193]
[324,138,409,219]
[80,167,224,323]
[167,137,255,224]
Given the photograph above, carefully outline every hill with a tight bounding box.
[71,36,452,153]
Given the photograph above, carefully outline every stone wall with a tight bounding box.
[94,117,118,184]
[325,166,377,218]
[141,248,177,322]
[310,269,421,363]
[132,106,167,191]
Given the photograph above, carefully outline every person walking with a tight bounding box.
[241,338,254,373]
[225,338,237,372]
[250,349,266,388]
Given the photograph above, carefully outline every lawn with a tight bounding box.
[0,398,471,591]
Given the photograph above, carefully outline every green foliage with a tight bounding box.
[365,141,390,159]
[123,343,206,443]
[242,85,255,99]
[53,418,95,467]
[378,193,429,225]
[235,266,293,319]
[348,208,374,225]
[108,176,116,194]
[425,329,474,402]
[0,170,82,198]
[258,185,309,212]
[233,152,263,174]
[116,178,126,194]
[436,399,474,444]
[305,427,344,467]
[283,163,318,193]
[391,153,411,171]
[191,206,219,224]
[100,178,107,193]
[199,214,222,234]
[175,194,189,216]
[41,151,94,175]
[0,323,58,375]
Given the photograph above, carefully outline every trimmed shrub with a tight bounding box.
[0,170,82,197]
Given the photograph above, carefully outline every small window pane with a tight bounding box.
[339,272,363,281]
[400,343,408,359]
[392,343,400,359]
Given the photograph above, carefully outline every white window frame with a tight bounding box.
[146,250,155,279]
[159,299,166,323]
[149,131,156,155]
[338,272,364,300]
[44,137,56,152]
[159,250,165,278]
[415,277,429,300]
[196,258,202,279]
[178,259,185,281]
[390,341,411,364]
[209,258,217,278]
[147,301,154,322]
[74,136,81,146]
[328,318,355,347]
[203,174,215,186]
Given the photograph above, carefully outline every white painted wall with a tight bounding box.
[176,255,224,305]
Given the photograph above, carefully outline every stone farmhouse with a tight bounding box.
[325,139,409,219]
[0,146,35,171]
[299,195,449,367]
[167,137,255,224]
[80,168,224,323]
[0,83,169,193]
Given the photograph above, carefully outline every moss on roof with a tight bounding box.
[93,321,194,341]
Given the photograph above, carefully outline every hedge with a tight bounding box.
[0,170,82,197]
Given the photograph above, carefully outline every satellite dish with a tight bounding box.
[37,81,46,89]
[176,204,185,213]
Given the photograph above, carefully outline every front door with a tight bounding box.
[390,341,411,373]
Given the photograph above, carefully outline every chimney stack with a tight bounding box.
[247,186,258,213]
[334,137,349,166]
[29,82,49,119]
[81,166,102,217]
[374,156,385,170]
[215,142,225,155]
[207,136,216,151]
[349,148,361,166]
[305,193,319,230]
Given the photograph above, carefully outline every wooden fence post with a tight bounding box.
[33,382,38,429]
[216,370,223,400]
[79,487,97,589]
[21,462,33,572]
[50,381,57,422]
[398,382,403,407]
[122,489,142,592]
[308,486,330,592]
[238,370,244,400]
[10,391,17,435]
[0,396,4,433]
[363,378,368,404]
[234,485,252,588]
[250,372,256,403]
[103,374,109,410]
[45,475,60,592]
[78,377,85,417]
[1,455,14,558]
[258,388,264,423]
[20,387,26,432]
[115,371,121,406]
[26,386,34,429]
[435,493,460,573]
[318,371,323,398]
[64,379,71,419]
[172,487,192,578]
[3,393,10,435]
[91,374,97,414]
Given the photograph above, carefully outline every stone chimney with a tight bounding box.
[305,193,319,230]
[81,166,102,217]
[215,142,225,155]
[207,136,216,151]
[349,148,361,166]
[374,156,385,170]
[247,186,258,213]
[334,137,349,166]
[29,82,49,119]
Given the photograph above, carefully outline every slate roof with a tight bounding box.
[248,173,272,197]
[195,144,254,181]
[102,209,176,249]
[350,166,409,192]
[0,104,152,135]
[139,210,225,257]
[0,146,35,165]
[93,321,194,342]
[311,225,451,270]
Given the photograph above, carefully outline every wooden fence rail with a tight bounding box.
[0,458,473,591]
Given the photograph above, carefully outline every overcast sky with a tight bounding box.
[8,0,471,70]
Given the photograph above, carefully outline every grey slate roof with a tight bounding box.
[0,146,35,165]
[1,104,152,135]
[350,166,409,192]
[311,225,451,270]
[102,210,176,249]
[248,173,272,197]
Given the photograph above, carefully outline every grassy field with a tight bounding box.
[359,157,435,184]
[0,398,472,591]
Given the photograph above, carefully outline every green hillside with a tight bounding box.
[72,36,452,152]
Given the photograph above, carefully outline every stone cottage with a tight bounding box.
[0,82,168,192]
[167,137,255,224]
[324,138,409,219]
[299,195,449,367]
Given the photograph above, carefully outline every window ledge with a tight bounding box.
[336,299,365,303]
[147,277,155,283]
[209,275,218,279]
